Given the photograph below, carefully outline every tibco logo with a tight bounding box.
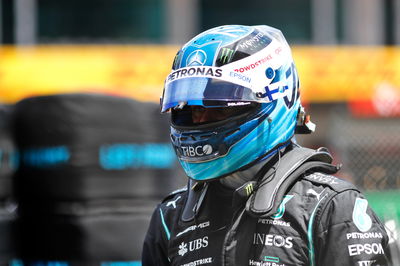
[182,145,213,157]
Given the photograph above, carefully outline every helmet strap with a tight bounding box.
[295,106,316,134]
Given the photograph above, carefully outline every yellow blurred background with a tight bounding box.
[1,46,400,104]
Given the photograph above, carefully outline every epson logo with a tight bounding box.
[348,243,384,256]
[182,145,213,157]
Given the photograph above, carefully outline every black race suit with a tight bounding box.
[142,147,391,266]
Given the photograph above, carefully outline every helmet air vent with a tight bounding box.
[200,134,214,139]
[225,128,240,137]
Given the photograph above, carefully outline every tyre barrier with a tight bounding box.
[15,199,156,264]
[10,260,142,266]
[0,104,16,200]
[0,105,16,265]
[10,261,142,266]
[12,93,187,265]
[12,93,185,201]
[0,202,17,265]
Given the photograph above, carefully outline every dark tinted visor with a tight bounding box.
[161,77,256,112]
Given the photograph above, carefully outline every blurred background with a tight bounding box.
[0,0,400,265]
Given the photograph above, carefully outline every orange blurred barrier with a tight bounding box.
[0,45,400,104]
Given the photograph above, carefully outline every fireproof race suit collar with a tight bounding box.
[219,145,287,189]
[181,144,289,222]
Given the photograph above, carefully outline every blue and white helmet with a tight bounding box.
[161,25,308,181]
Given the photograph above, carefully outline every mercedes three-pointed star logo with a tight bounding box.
[186,50,207,66]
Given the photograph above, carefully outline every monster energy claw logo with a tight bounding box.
[245,183,254,196]
[219,48,234,64]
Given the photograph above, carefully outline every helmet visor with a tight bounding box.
[161,77,256,112]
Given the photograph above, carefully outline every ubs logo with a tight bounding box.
[186,50,207,66]
[178,236,209,256]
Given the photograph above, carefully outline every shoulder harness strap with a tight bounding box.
[161,186,187,204]
[246,146,340,217]
[181,179,209,222]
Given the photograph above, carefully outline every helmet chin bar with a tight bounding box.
[295,106,316,134]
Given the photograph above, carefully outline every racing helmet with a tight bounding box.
[161,25,312,181]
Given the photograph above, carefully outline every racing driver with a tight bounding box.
[142,25,392,266]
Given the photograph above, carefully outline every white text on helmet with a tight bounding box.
[234,54,273,73]
[181,145,213,157]
[238,32,265,50]
[167,67,222,82]
[229,72,251,83]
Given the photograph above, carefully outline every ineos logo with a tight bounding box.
[253,233,293,249]
[182,145,213,157]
